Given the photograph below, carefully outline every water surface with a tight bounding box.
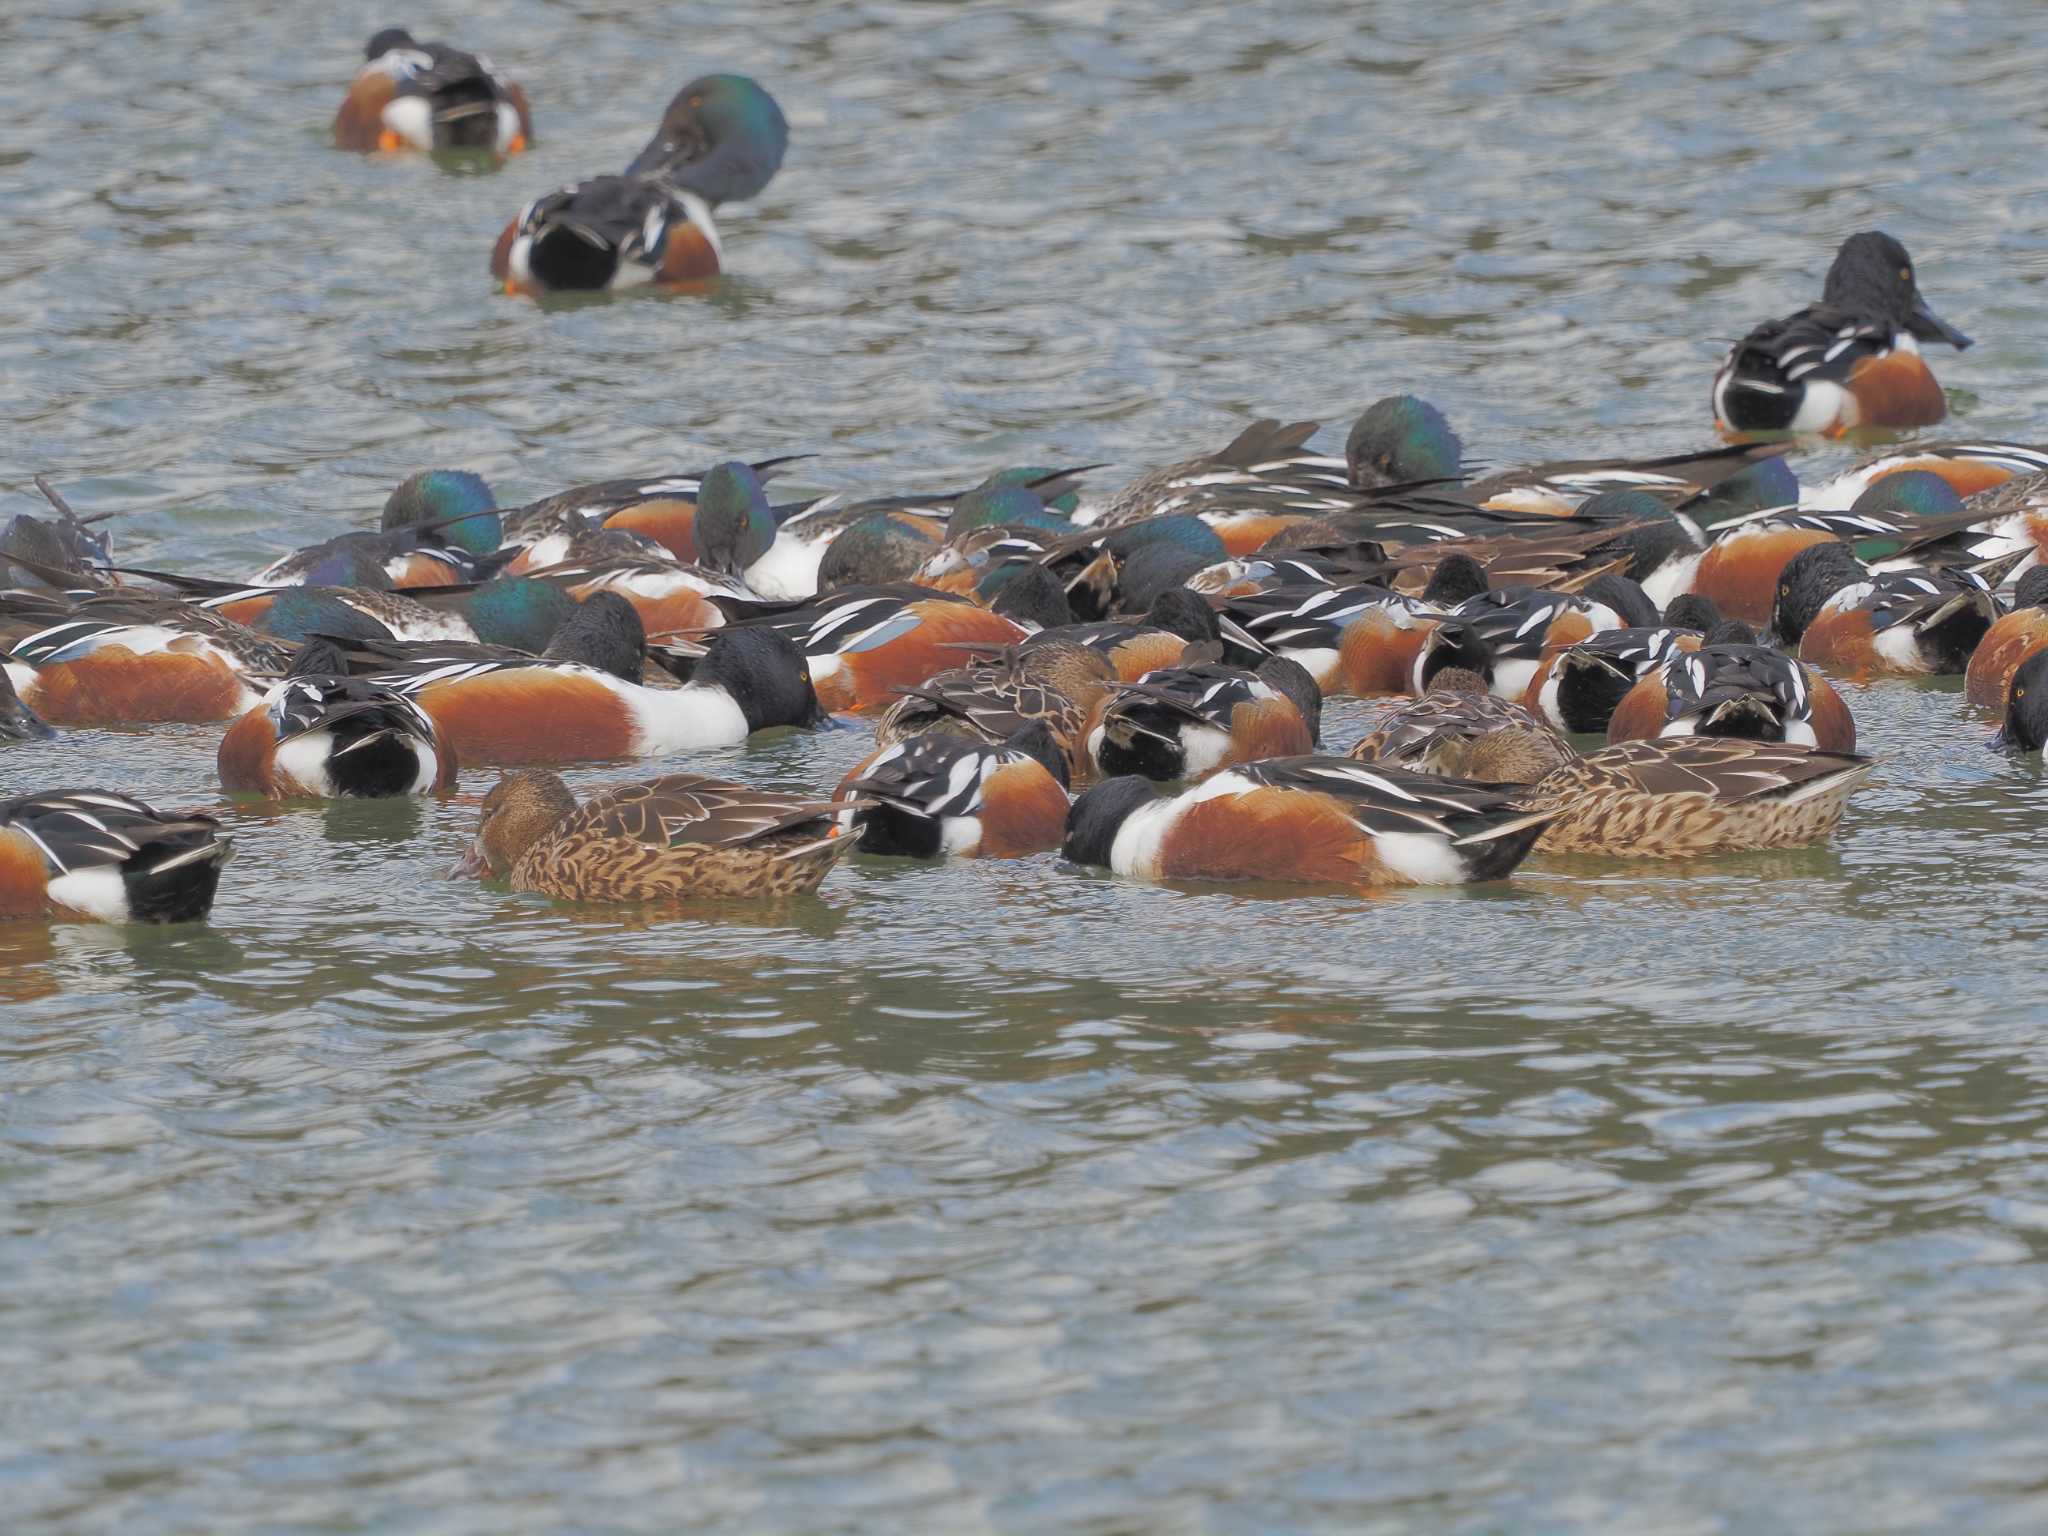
[8,1,2048,1529]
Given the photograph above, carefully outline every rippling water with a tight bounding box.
[10,0,2048,1529]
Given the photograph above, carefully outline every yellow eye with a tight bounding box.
[1900,266,1912,281]
[2019,687,2027,699]
[689,95,703,109]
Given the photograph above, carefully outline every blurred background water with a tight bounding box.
[7,0,2048,1529]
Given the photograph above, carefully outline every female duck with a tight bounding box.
[453,769,854,902]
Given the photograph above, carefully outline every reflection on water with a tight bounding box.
[8,0,2048,1528]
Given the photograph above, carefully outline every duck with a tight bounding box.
[1518,622,1707,736]
[1770,544,2000,676]
[1993,649,2048,752]
[1061,758,1556,890]
[0,667,54,741]
[1516,738,1875,858]
[709,586,1029,714]
[1086,650,1321,782]
[218,640,456,799]
[364,596,822,765]
[1711,232,1971,436]
[1078,419,1351,532]
[1347,669,1573,780]
[835,722,1072,858]
[1217,562,1488,697]
[1807,441,2048,510]
[250,476,504,589]
[1965,567,2048,709]
[199,574,581,651]
[491,75,788,295]
[1413,586,1627,699]
[1018,586,1225,682]
[452,769,853,902]
[1605,623,1856,750]
[334,28,532,158]
[494,455,813,564]
[871,639,1115,778]
[0,790,230,922]
[1,591,289,725]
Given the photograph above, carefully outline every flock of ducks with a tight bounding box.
[1,33,2039,923]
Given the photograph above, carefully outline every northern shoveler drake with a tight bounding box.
[366,598,822,764]
[218,640,457,800]
[1993,649,2048,752]
[493,456,813,566]
[1519,625,1704,736]
[453,769,853,902]
[872,639,1115,779]
[252,476,503,589]
[1346,669,1573,781]
[1808,442,2048,510]
[1079,419,1351,532]
[1965,567,2048,709]
[1712,232,1972,436]
[835,722,1072,858]
[2,592,288,725]
[1413,586,1628,699]
[1086,651,1321,782]
[491,74,788,296]
[0,667,54,740]
[1061,759,1556,890]
[0,790,229,922]
[1517,738,1874,858]
[710,586,1029,714]
[201,574,581,652]
[1772,544,2000,676]
[1605,627,1856,750]
[335,28,532,158]
[1218,583,1442,697]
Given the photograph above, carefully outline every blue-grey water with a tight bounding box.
[8,1,2048,1530]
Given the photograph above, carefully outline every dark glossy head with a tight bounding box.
[0,667,54,741]
[1823,232,1971,348]
[466,577,580,653]
[1422,552,1489,607]
[1344,396,1464,488]
[258,589,396,644]
[981,465,1083,516]
[381,470,500,555]
[1849,469,1965,519]
[1704,619,1759,647]
[1114,542,1212,615]
[2015,567,2048,612]
[295,536,398,591]
[1255,655,1324,745]
[946,486,1056,542]
[542,592,645,683]
[697,626,822,730]
[990,563,1074,630]
[1661,592,1724,632]
[1003,720,1071,789]
[1145,586,1221,644]
[1587,510,1701,586]
[2000,650,2048,752]
[625,74,789,205]
[1062,776,1158,869]
[1770,543,1867,646]
[1104,513,1226,567]
[1582,572,1661,629]
[817,512,939,590]
[694,461,776,575]
[287,638,353,678]
[1690,453,1800,526]
[366,28,416,60]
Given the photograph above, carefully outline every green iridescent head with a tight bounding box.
[1689,454,1800,529]
[381,470,500,555]
[695,462,777,574]
[465,578,581,653]
[626,75,789,205]
[1850,470,1965,518]
[1345,396,1464,488]
[817,512,940,590]
[946,486,1066,542]
[259,589,394,644]
[980,466,1082,516]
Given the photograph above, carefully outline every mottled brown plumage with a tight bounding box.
[458,769,858,902]
[872,640,1113,776]
[1517,738,1873,858]
[1348,669,1572,781]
